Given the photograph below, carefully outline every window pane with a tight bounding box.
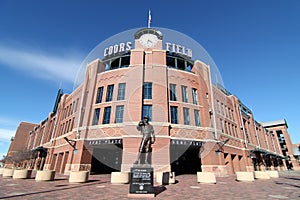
[111,58,120,69]
[177,58,185,70]
[142,105,152,121]
[220,119,224,133]
[221,103,224,115]
[192,88,198,105]
[170,84,177,101]
[96,87,104,104]
[183,107,190,125]
[225,106,229,118]
[143,82,152,99]
[194,109,201,127]
[187,61,193,72]
[181,86,188,103]
[117,83,126,100]
[106,84,114,102]
[103,107,111,124]
[170,106,178,124]
[93,108,100,125]
[115,105,124,123]
[166,56,176,68]
[120,56,130,68]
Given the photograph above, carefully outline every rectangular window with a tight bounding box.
[106,85,114,102]
[170,106,178,124]
[232,125,236,137]
[69,103,73,115]
[166,56,176,68]
[225,106,229,118]
[177,58,185,70]
[115,105,124,123]
[120,56,130,68]
[228,122,232,135]
[217,100,220,114]
[221,103,224,115]
[96,87,104,103]
[93,108,100,125]
[117,83,126,100]
[234,126,238,138]
[225,122,228,134]
[170,84,177,101]
[74,98,79,112]
[181,85,188,103]
[220,118,224,133]
[111,58,120,69]
[194,109,201,127]
[103,107,111,124]
[143,82,152,99]
[142,105,152,121]
[192,88,198,105]
[183,107,190,125]
[245,130,250,143]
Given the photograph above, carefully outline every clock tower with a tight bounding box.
[134,28,163,49]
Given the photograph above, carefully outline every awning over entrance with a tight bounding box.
[250,148,288,160]
[32,146,48,152]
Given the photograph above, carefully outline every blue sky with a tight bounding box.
[0,0,299,157]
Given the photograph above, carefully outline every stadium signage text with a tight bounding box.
[103,41,192,58]
[104,41,132,57]
[165,42,193,58]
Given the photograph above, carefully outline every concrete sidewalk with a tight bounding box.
[0,171,299,200]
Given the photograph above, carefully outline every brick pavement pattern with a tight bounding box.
[0,171,299,200]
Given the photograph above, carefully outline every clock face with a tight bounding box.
[139,33,158,48]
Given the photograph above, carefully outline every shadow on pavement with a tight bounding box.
[0,180,110,199]
[284,177,300,181]
[275,181,300,189]
[154,185,167,196]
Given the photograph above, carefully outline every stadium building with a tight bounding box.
[5,27,299,176]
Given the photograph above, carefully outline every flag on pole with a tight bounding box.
[148,10,151,28]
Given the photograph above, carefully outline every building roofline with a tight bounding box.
[261,119,288,128]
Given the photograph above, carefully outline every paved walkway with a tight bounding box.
[0,171,299,200]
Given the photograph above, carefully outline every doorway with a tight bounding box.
[91,144,123,174]
[170,145,201,175]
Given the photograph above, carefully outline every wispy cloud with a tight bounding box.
[0,116,18,144]
[0,43,84,84]
[0,128,15,141]
[0,116,20,128]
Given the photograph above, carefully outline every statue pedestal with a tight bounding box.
[128,165,155,198]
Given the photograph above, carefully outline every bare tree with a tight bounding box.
[5,150,33,169]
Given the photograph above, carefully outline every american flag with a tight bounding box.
[148,10,151,28]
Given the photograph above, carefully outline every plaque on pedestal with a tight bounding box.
[128,166,155,198]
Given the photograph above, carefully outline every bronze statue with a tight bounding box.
[134,115,155,164]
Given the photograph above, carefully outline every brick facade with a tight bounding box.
[5,28,298,175]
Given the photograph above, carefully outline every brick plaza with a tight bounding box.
[0,171,299,200]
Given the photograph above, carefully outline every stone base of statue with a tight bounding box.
[128,165,155,198]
